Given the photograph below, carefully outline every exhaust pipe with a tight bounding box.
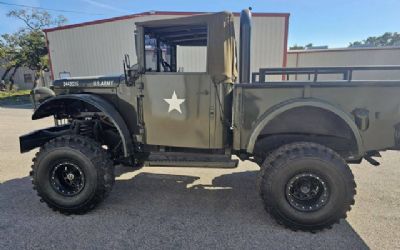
[239,8,252,83]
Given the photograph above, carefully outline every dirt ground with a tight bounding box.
[0,105,399,249]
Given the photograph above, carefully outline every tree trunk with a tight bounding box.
[39,69,45,87]
[32,70,46,90]
[8,66,20,91]
[32,71,40,89]
[1,66,12,81]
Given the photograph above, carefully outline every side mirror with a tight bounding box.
[123,54,142,86]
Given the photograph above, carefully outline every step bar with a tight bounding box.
[145,152,239,168]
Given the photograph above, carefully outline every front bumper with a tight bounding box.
[19,125,70,153]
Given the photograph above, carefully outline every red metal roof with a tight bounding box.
[43,11,290,33]
[288,46,400,54]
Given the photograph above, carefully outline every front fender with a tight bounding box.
[32,94,133,157]
[246,98,364,157]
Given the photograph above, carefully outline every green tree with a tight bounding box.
[0,9,66,89]
[289,43,314,50]
[289,44,305,50]
[7,9,66,33]
[0,33,23,84]
[349,32,400,47]
[0,46,4,58]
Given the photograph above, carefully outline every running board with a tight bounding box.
[145,152,239,168]
[145,160,239,168]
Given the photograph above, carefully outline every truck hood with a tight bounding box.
[52,75,123,88]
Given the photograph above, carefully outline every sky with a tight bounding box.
[0,0,399,48]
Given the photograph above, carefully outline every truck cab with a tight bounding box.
[132,12,237,150]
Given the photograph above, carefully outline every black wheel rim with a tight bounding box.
[285,173,329,212]
[50,161,85,196]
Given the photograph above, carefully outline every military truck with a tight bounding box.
[20,10,400,231]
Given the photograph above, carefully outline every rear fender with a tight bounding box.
[246,98,364,157]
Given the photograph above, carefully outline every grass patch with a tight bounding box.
[0,90,32,106]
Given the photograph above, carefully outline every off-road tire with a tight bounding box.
[30,135,115,214]
[259,142,356,232]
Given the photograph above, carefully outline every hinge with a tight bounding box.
[209,105,215,119]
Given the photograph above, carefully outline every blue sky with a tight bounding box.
[0,0,399,48]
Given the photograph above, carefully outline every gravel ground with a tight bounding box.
[0,106,399,250]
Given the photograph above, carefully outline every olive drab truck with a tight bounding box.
[20,10,400,231]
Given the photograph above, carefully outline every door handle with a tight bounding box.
[197,90,209,95]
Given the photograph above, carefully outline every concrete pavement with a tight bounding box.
[0,106,399,249]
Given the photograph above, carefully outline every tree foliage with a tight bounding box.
[289,44,304,50]
[289,43,314,50]
[0,46,5,58]
[7,9,67,33]
[0,9,66,89]
[0,32,24,82]
[349,32,400,48]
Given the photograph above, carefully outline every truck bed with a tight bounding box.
[233,66,400,161]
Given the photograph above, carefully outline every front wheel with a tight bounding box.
[30,135,115,214]
[259,142,356,231]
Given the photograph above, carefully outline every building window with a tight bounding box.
[24,74,33,83]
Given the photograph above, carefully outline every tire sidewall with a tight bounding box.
[35,146,99,209]
[264,156,349,227]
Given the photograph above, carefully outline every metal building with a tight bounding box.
[287,47,400,80]
[44,11,289,80]
[1,66,31,89]
[0,64,51,89]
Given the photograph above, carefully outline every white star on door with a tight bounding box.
[164,91,185,114]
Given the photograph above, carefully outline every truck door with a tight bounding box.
[141,73,212,148]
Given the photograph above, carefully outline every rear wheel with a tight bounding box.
[31,135,115,214]
[259,142,356,231]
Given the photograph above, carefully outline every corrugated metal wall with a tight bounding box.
[287,47,400,80]
[247,16,287,72]
[46,13,288,80]
[46,14,181,79]
[176,46,207,72]
[174,15,288,74]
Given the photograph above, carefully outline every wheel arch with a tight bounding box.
[246,98,364,159]
[32,94,134,157]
